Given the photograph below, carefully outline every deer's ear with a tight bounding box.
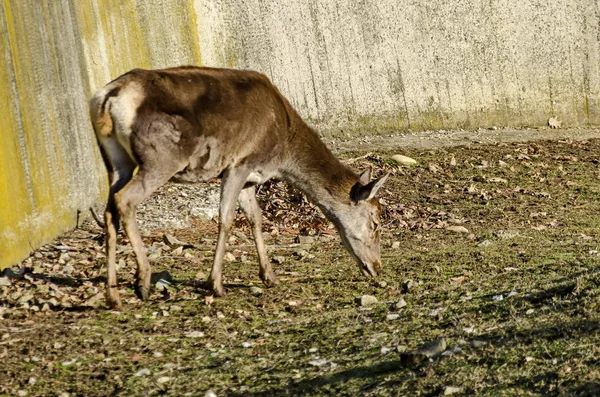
[359,168,372,185]
[351,173,389,202]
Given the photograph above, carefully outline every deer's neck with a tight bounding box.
[280,124,359,217]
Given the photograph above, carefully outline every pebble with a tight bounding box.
[358,295,378,307]
[386,314,400,321]
[134,368,151,377]
[393,298,407,309]
[444,386,463,395]
[250,286,263,296]
[157,376,171,384]
[391,154,418,165]
[224,252,236,262]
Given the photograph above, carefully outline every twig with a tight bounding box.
[89,207,105,229]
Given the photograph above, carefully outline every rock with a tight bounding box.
[446,225,469,234]
[205,390,218,397]
[477,239,492,247]
[241,342,253,348]
[185,331,205,338]
[393,298,407,309]
[250,286,263,296]
[444,386,463,395]
[386,314,400,320]
[157,376,171,384]
[224,252,236,262]
[133,368,151,377]
[272,256,286,264]
[391,154,418,166]
[294,249,309,259]
[358,295,378,307]
[155,279,173,292]
[163,233,185,246]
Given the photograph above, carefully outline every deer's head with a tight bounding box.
[334,169,389,277]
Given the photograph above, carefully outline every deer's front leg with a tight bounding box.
[238,186,279,287]
[208,169,249,297]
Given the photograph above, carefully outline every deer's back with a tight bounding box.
[96,66,291,182]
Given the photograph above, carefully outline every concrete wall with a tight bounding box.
[1,0,599,267]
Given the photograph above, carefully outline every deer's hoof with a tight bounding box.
[106,290,123,311]
[135,284,150,301]
[261,273,280,288]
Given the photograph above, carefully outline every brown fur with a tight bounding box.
[90,66,387,309]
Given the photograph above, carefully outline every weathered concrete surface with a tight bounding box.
[198,1,600,137]
[0,0,202,267]
[2,0,600,267]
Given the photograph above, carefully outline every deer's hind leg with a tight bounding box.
[99,140,137,310]
[238,185,279,287]
[113,159,184,301]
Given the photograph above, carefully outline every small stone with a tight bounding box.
[205,390,218,397]
[241,342,253,348]
[28,377,37,385]
[444,386,463,395]
[185,331,205,338]
[446,225,469,234]
[386,314,400,321]
[477,239,492,247]
[358,295,378,307]
[471,340,488,348]
[294,249,310,259]
[308,358,328,367]
[393,298,407,309]
[391,241,401,249]
[224,252,236,262]
[155,279,172,292]
[17,390,28,397]
[272,256,286,264]
[157,376,171,384]
[391,154,418,166]
[377,281,388,288]
[134,368,151,377]
[250,286,263,296]
[163,233,184,246]
[202,316,211,323]
[153,352,163,358]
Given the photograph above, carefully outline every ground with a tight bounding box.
[2,128,600,396]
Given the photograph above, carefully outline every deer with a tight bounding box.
[89,66,389,310]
